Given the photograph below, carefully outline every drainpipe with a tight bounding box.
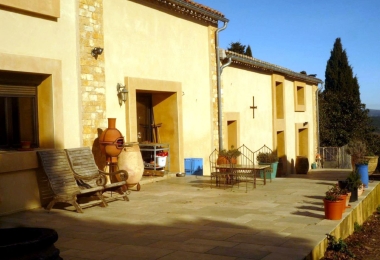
[316,82,324,155]
[216,21,230,151]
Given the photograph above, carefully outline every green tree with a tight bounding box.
[227,42,246,54]
[320,38,374,148]
[245,45,252,57]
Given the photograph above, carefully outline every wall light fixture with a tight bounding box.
[91,47,104,59]
[117,83,128,106]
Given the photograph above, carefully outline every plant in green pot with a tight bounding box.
[257,151,278,180]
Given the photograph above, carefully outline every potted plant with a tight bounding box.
[324,185,344,220]
[256,151,279,179]
[345,140,369,187]
[346,171,363,202]
[156,150,168,167]
[337,180,351,207]
[337,187,350,212]
[364,152,379,176]
[257,152,278,164]
[217,145,242,166]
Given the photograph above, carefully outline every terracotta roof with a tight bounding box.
[147,0,228,24]
[225,50,323,84]
[182,0,225,18]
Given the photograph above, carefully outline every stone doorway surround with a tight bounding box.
[124,76,184,173]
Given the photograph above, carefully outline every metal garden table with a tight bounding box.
[213,164,270,192]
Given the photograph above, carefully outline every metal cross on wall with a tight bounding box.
[250,96,258,118]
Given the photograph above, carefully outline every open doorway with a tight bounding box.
[136,93,153,143]
[125,76,183,173]
[297,127,309,157]
[277,130,287,176]
[227,120,237,150]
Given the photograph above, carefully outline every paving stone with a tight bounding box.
[0,170,377,260]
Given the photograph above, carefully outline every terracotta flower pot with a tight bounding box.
[338,195,347,213]
[346,192,351,207]
[358,184,364,196]
[217,156,237,172]
[20,141,31,149]
[364,156,378,175]
[324,199,343,220]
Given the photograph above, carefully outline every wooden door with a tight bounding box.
[136,93,152,142]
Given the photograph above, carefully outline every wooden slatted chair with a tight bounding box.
[65,147,130,202]
[37,150,108,213]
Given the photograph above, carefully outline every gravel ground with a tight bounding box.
[322,209,380,260]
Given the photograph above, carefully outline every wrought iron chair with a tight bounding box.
[209,148,237,189]
[253,145,277,182]
[233,145,256,192]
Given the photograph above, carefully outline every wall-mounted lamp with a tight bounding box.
[91,47,104,59]
[117,83,128,106]
[303,122,308,126]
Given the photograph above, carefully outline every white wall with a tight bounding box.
[103,0,214,167]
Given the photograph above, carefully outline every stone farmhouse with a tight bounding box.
[0,0,322,215]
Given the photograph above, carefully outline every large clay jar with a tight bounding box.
[118,144,144,190]
[295,156,309,174]
[364,156,378,175]
[99,118,124,158]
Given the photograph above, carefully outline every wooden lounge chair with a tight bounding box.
[37,150,108,213]
[65,147,130,202]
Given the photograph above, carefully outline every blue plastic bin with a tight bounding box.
[185,158,203,175]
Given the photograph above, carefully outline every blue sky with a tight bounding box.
[200,0,380,109]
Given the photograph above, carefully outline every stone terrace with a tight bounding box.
[1,170,379,260]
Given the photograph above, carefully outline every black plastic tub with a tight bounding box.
[0,227,61,260]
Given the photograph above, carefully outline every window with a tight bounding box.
[0,85,38,149]
[294,81,306,112]
[276,81,284,119]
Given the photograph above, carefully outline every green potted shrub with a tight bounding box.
[256,152,278,164]
[256,152,278,179]
[346,171,363,201]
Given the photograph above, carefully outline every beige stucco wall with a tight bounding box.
[103,0,214,173]
[0,2,81,215]
[284,79,316,169]
[222,67,274,151]
[0,1,81,149]
[222,65,317,174]
[0,0,60,18]
[0,0,319,215]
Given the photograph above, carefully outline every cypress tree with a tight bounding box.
[227,42,246,55]
[320,38,371,147]
[245,45,253,57]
